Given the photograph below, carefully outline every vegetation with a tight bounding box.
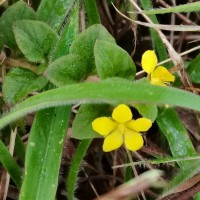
[0,0,200,199]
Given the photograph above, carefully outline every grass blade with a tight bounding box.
[156,108,196,170]
[83,0,101,25]
[19,107,71,200]
[67,139,92,200]
[1,80,200,130]
[0,139,22,188]
[138,2,200,15]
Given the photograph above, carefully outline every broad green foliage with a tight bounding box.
[3,67,47,104]
[19,107,71,200]
[187,53,200,83]
[46,54,88,87]
[94,40,136,80]
[0,0,37,49]
[1,0,200,199]
[13,20,58,62]
[72,104,111,139]
[70,24,116,73]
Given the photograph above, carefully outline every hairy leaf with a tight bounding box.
[13,20,58,62]
[70,24,116,73]
[3,67,47,104]
[94,40,136,80]
[0,0,36,49]
[46,54,87,87]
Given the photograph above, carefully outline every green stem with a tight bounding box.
[83,0,101,25]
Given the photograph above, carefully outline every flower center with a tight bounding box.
[118,124,126,135]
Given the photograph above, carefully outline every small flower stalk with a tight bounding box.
[141,50,175,86]
[92,104,152,152]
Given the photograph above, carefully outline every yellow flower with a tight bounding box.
[92,104,152,152]
[141,50,175,86]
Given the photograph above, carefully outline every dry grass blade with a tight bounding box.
[129,20,200,32]
[94,170,164,200]
[3,128,17,200]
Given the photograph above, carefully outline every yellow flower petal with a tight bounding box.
[126,118,152,132]
[103,129,123,152]
[151,66,175,86]
[112,104,132,123]
[150,77,166,86]
[141,50,158,74]
[124,129,144,151]
[92,117,117,136]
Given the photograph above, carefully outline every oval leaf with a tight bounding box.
[13,20,59,62]
[46,54,87,87]
[133,104,158,122]
[0,0,36,49]
[3,67,47,104]
[94,40,136,80]
[187,53,200,84]
[72,104,111,139]
[70,24,116,73]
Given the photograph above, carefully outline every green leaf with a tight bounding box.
[13,20,59,62]
[94,40,136,80]
[83,0,101,25]
[70,24,116,73]
[46,54,87,87]
[0,139,22,188]
[67,139,92,200]
[3,67,48,104]
[0,0,36,49]
[2,80,200,130]
[19,106,71,200]
[139,2,200,15]
[187,53,200,83]
[72,104,111,139]
[37,0,76,32]
[156,108,196,170]
[51,1,79,60]
[15,133,26,163]
[133,104,158,122]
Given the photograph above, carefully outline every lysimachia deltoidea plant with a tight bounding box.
[1,0,200,200]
